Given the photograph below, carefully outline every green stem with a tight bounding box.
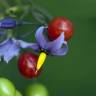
[19,6,30,20]
[7,30,13,38]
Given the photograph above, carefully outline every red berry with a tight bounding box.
[18,52,41,78]
[48,17,73,41]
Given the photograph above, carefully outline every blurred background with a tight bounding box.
[0,0,96,96]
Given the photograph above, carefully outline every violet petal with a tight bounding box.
[16,39,39,51]
[0,38,40,63]
[50,41,68,56]
[0,38,13,56]
[0,38,20,63]
[4,44,20,63]
[47,32,64,50]
[35,26,47,49]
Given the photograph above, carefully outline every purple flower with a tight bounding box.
[0,38,38,63]
[32,26,68,56]
[0,26,68,63]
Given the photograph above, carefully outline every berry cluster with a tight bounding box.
[0,77,48,96]
[0,1,74,96]
[0,17,73,79]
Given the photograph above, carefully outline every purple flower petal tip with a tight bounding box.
[51,42,68,56]
[35,26,47,49]
[0,38,39,63]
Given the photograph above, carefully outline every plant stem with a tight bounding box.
[7,30,13,38]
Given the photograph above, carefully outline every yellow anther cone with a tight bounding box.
[37,52,47,71]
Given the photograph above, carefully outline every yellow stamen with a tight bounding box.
[37,52,47,71]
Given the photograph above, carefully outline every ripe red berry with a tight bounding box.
[18,52,41,78]
[48,17,73,41]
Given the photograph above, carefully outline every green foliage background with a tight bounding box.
[0,0,96,96]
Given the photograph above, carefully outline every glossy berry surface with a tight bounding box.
[48,17,73,41]
[25,83,49,96]
[0,78,16,96]
[16,90,22,96]
[18,52,40,78]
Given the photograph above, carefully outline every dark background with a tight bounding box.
[0,0,96,96]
